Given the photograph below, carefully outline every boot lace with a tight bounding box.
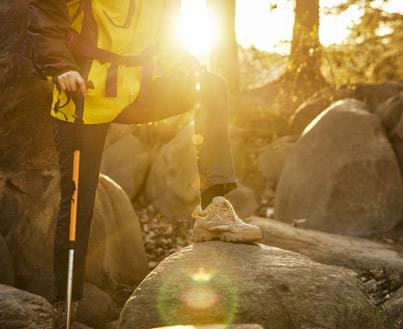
[219,200,237,220]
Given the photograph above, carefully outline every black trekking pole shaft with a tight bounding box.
[65,90,87,329]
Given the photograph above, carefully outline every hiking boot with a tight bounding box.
[53,300,78,329]
[191,196,262,243]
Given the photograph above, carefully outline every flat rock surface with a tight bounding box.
[248,217,403,272]
[0,284,54,329]
[117,242,387,329]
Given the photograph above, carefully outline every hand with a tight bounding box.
[57,71,87,96]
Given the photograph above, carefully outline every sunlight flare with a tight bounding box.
[181,0,217,60]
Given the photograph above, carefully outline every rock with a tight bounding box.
[101,134,150,200]
[154,323,263,329]
[145,124,200,218]
[288,82,403,137]
[75,283,119,328]
[8,170,53,196]
[248,217,403,272]
[117,242,387,329]
[257,136,297,185]
[287,87,334,137]
[5,171,60,300]
[146,125,250,219]
[0,190,19,236]
[0,232,14,286]
[375,91,403,139]
[84,174,149,304]
[104,123,133,149]
[376,91,403,171]
[105,320,119,329]
[228,126,249,181]
[275,99,403,236]
[0,0,57,171]
[0,284,54,329]
[5,170,149,303]
[365,279,378,293]
[384,286,403,328]
[72,323,94,329]
[335,82,403,113]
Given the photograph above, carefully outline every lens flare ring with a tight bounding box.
[157,258,239,327]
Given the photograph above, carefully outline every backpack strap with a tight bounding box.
[69,29,156,103]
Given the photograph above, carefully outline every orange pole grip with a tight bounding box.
[69,150,80,242]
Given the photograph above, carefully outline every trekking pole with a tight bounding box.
[65,81,94,329]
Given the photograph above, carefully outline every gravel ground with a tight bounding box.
[134,196,193,271]
[356,268,403,306]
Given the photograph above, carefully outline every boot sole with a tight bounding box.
[191,228,262,243]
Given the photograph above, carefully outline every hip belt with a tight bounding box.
[68,30,156,104]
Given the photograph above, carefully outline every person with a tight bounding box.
[28,0,262,323]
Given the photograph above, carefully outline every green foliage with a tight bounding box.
[322,1,403,85]
[238,46,287,91]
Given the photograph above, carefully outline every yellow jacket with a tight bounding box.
[28,0,190,124]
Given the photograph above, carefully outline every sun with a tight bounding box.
[180,0,217,63]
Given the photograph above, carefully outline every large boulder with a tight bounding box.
[288,82,403,137]
[248,217,403,272]
[72,323,94,329]
[117,242,387,329]
[257,136,297,186]
[145,124,199,218]
[376,91,403,171]
[0,187,19,236]
[4,170,149,302]
[4,170,60,300]
[0,284,54,329]
[0,232,14,286]
[154,323,263,329]
[75,283,120,328]
[146,124,253,219]
[275,99,403,236]
[104,123,134,149]
[86,174,149,304]
[375,91,403,138]
[335,82,403,113]
[0,0,56,171]
[101,134,150,200]
[287,87,334,137]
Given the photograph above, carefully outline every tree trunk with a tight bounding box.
[285,0,326,97]
[207,0,239,93]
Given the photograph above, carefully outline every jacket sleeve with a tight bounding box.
[28,0,81,78]
[155,0,198,75]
